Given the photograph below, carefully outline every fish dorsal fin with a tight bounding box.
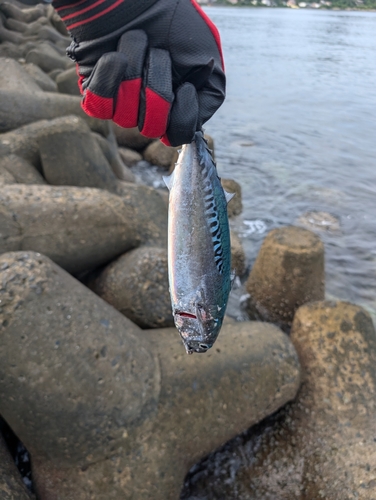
[224,190,235,204]
[163,172,175,191]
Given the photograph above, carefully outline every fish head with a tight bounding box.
[173,298,224,354]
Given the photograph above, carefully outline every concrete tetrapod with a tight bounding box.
[246,225,325,328]
[0,90,102,133]
[0,57,42,93]
[0,183,167,273]
[0,252,301,500]
[0,155,46,185]
[22,63,58,93]
[183,300,376,499]
[221,178,242,218]
[37,116,120,193]
[92,246,174,329]
[0,117,111,171]
[0,434,32,500]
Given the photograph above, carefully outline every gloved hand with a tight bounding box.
[52,0,225,146]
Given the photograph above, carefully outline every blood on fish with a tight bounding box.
[177,312,197,319]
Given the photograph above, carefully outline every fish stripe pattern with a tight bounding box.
[202,169,224,274]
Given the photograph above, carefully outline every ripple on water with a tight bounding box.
[296,211,341,233]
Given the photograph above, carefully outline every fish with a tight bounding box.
[163,131,234,355]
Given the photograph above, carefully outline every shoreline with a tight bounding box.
[204,4,376,11]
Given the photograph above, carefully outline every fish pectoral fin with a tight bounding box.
[230,269,237,289]
[163,172,175,191]
[224,190,235,204]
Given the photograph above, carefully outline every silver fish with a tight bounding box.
[164,131,234,355]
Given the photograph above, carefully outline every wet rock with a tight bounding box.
[0,57,42,92]
[0,434,32,500]
[92,246,173,329]
[0,155,46,185]
[22,62,57,92]
[93,129,135,183]
[0,251,300,500]
[113,124,153,151]
[230,231,246,277]
[37,115,120,193]
[185,301,376,499]
[118,147,143,167]
[221,178,242,218]
[56,66,81,96]
[246,226,325,328]
[297,210,341,233]
[143,140,178,169]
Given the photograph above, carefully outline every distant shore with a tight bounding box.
[202,2,376,11]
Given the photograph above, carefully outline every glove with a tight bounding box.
[52,0,225,147]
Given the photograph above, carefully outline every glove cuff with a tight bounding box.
[52,0,159,42]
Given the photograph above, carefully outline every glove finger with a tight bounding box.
[183,58,214,91]
[113,30,148,128]
[81,51,128,120]
[161,83,198,147]
[196,70,226,130]
[138,48,174,139]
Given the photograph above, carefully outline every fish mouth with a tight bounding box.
[174,310,212,354]
[184,341,212,355]
[175,311,197,320]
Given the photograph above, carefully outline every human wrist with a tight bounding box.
[52,0,159,42]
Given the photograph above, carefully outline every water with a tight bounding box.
[203,7,376,324]
[181,7,376,498]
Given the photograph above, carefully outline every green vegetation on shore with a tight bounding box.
[213,0,376,9]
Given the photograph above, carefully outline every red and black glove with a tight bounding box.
[52,0,225,147]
